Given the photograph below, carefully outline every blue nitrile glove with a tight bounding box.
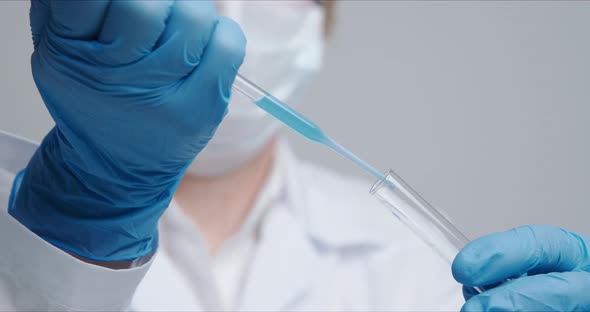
[452,225,590,311]
[9,0,246,261]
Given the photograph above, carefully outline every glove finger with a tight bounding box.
[136,0,220,84]
[49,0,110,40]
[461,271,590,312]
[30,0,50,48]
[462,280,506,302]
[178,16,246,126]
[452,225,589,287]
[97,0,173,66]
[462,285,479,302]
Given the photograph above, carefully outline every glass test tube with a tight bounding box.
[370,169,469,262]
[371,170,487,293]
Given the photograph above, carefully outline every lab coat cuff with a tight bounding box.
[0,207,154,310]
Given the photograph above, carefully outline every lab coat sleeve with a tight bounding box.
[0,207,154,311]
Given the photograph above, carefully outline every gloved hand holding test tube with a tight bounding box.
[233,73,488,293]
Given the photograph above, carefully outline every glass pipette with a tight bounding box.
[232,74,384,181]
[232,73,489,294]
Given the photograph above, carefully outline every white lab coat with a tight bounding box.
[0,130,463,311]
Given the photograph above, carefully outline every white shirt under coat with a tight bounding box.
[0,130,463,311]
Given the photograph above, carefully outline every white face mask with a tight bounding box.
[187,1,325,176]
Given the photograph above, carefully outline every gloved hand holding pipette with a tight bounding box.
[10,0,245,261]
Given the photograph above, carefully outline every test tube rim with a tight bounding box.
[370,169,393,195]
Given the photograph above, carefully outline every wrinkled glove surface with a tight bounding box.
[10,0,246,261]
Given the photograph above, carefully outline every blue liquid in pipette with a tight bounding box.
[255,95,385,181]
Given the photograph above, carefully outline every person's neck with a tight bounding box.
[174,140,277,256]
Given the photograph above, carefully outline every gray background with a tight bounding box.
[1,1,588,238]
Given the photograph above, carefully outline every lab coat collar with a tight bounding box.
[278,139,388,249]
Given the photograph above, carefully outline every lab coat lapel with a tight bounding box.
[237,141,321,310]
[237,206,320,311]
